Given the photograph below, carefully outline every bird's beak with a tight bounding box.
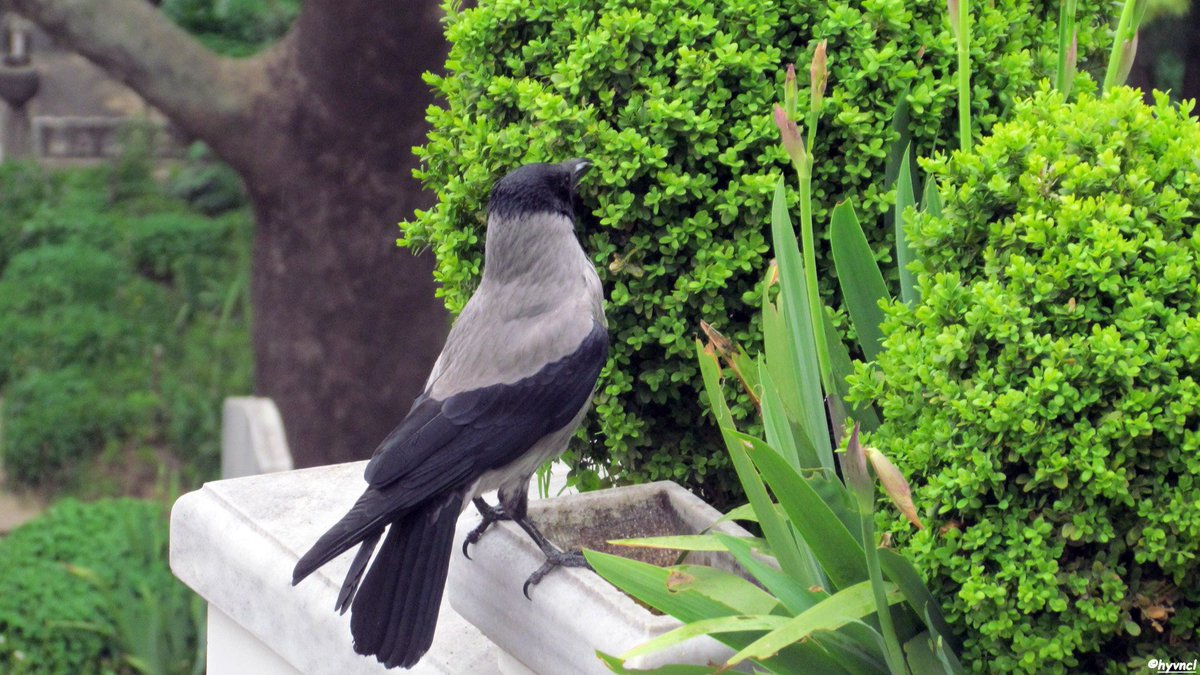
[567,158,592,190]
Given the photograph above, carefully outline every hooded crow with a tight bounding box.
[291,158,607,669]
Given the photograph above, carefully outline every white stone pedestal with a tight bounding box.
[448,482,746,674]
[170,462,499,674]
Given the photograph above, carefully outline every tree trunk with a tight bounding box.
[4,0,450,467]
[247,179,447,468]
[244,17,451,465]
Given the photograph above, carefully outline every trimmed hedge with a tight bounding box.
[404,0,1110,503]
[852,86,1200,672]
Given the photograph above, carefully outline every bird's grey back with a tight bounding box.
[424,209,604,401]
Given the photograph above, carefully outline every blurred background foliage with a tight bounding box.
[0,136,252,495]
[0,1,300,670]
[0,0,301,501]
[0,498,202,674]
[160,0,300,56]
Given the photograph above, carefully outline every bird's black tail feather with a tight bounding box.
[292,488,396,586]
[336,529,381,614]
[350,492,461,669]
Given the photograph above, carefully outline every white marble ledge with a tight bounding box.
[169,461,500,675]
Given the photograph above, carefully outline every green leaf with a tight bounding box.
[903,627,965,675]
[595,651,717,674]
[762,278,803,425]
[884,85,918,242]
[607,534,766,553]
[904,631,950,675]
[737,431,869,589]
[622,615,790,660]
[760,364,818,470]
[696,339,737,432]
[861,525,907,671]
[697,343,823,588]
[830,200,889,362]
[585,550,758,625]
[821,297,881,433]
[895,145,918,306]
[770,179,834,470]
[921,175,942,218]
[664,564,784,615]
[715,533,825,616]
[921,603,966,674]
[804,470,865,544]
[729,348,763,407]
[878,549,959,653]
[714,502,760,525]
[727,581,905,666]
[819,312,850,442]
[884,86,914,190]
[829,621,891,673]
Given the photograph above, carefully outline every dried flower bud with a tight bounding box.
[1116,33,1139,88]
[1066,32,1078,77]
[810,40,828,114]
[842,425,874,514]
[866,447,924,529]
[773,104,806,170]
[784,64,798,119]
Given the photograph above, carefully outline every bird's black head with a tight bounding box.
[488,159,591,222]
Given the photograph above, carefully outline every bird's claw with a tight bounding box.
[522,550,590,599]
[461,499,508,560]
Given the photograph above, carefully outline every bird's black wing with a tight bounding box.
[363,319,609,491]
[291,320,608,585]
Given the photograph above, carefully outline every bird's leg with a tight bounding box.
[512,515,591,599]
[493,485,592,597]
[461,497,509,559]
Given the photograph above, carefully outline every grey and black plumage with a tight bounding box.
[291,158,607,669]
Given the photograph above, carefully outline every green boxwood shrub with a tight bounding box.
[0,498,201,674]
[851,86,1200,672]
[404,0,1110,503]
